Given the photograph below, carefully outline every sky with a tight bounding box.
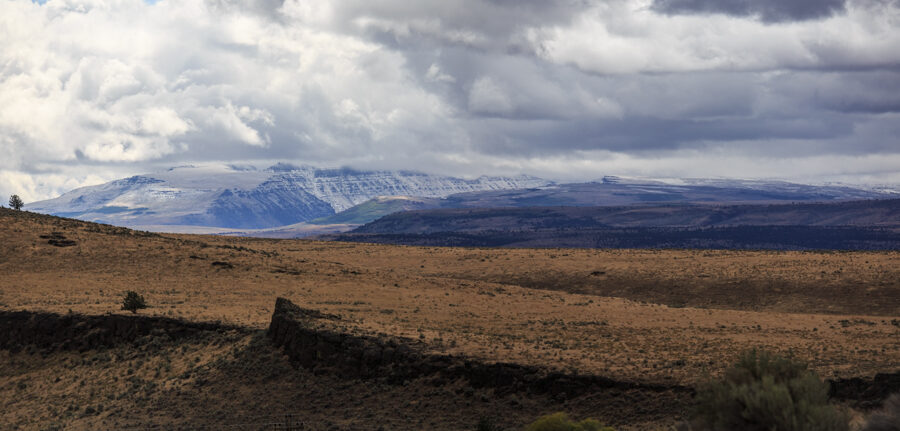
[1,0,899,202]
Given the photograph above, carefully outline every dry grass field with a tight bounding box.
[1,208,898,430]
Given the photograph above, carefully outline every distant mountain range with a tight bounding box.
[437,177,889,208]
[353,198,900,233]
[326,199,900,250]
[302,178,893,228]
[25,165,899,243]
[25,164,549,229]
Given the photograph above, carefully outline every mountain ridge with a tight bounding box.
[26,164,551,229]
[25,164,898,234]
[323,199,900,250]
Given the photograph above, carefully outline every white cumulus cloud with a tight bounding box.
[0,0,898,201]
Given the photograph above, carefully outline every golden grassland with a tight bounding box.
[1,209,898,430]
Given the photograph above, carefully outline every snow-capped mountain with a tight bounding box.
[27,164,895,233]
[26,164,551,229]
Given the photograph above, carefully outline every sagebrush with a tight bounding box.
[694,349,848,431]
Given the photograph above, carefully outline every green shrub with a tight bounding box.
[525,412,614,431]
[862,393,900,431]
[121,291,148,313]
[694,349,848,431]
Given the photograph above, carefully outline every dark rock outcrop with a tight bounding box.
[267,297,691,399]
[40,232,77,247]
[2,300,895,409]
[268,298,900,404]
[0,310,241,353]
[830,373,900,408]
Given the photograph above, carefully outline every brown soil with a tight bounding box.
[1,316,689,431]
[1,208,898,430]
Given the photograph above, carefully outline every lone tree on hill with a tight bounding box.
[121,291,148,313]
[8,194,23,210]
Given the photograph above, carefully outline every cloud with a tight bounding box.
[538,1,900,74]
[311,0,588,52]
[651,0,848,23]
[0,0,899,201]
[425,64,455,83]
[0,169,114,205]
[468,77,514,116]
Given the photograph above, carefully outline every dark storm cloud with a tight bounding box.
[468,113,856,157]
[281,0,595,56]
[813,73,900,114]
[651,0,848,23]
[761,70,900,115]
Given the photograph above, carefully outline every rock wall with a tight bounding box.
[0,309,240,353]
[267,297,690,399]
[268,298,900,405]
[830,373,900,408]
[1,301,894,407]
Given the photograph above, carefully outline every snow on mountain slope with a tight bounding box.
[269,167,548,212]
[29,164,891,232]
[26,164,551,229]
[657,178,887,200]
[594,176,889,202]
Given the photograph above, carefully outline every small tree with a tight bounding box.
[121,291,148,313]
[9,194,24,210]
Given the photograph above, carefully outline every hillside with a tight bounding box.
[330,199,900,249]
[440,179,890,208]
[1,209,898,429]
[271,179,900,236]
[303,179,897,230]
[308,195,442,225]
